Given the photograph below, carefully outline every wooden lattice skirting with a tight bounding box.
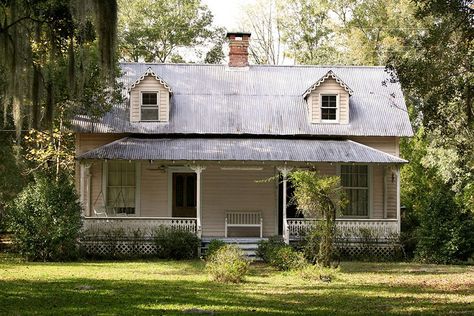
[79,238,158,257]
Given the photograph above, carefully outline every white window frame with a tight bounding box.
[320,93,340,123]
[140,91,160,122]
[102,161,141,216]
[337,164,373,218]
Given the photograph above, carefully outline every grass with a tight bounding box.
[0,253,473,315]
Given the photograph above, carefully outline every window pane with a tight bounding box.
[322,108,337,120]
[107,161,136,212]
[322,95,337,107]
[341,165,369,216]
[142,92,157,105]
[141,108,159,121]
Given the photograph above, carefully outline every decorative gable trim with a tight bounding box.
[303,70,353,98]
[128,67,173,93]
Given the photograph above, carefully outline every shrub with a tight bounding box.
[6,174,82,261]
[299,264,339,282]
[270,246,307,271]
[154,226,200,260]
[415,190,474,263]
[301,227,322,264]
[206,239,226,258]
[206,245,249,283]
[256,236,286,262]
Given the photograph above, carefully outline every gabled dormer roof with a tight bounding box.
[303,70,354,98]
[128,67,173,93]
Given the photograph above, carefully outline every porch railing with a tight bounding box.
[287,218,399,242]
[82,217,197,238]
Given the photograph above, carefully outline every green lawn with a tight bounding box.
[0,253,473,315]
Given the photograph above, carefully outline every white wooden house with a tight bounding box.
[73,32,412,250]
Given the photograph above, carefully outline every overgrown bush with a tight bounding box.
[6,174,82,261]
[300,227,322,264]
[415,190,474,264]
[206,239,226,258]
[154,226,200,260]
[256,236,286,262]
[206,245,249,283]
[299,264,339,282]
[270,246,307,271]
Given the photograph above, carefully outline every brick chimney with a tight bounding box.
[226,32,251,67]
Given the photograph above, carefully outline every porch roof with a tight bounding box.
[77,137,407,164]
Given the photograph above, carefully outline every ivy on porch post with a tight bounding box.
[190,165,206,238]
[80,162,92,216]
[277,166,292,244]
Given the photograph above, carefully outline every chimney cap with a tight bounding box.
[226,31,251,38]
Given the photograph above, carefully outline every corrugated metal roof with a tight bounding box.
[72,63,413,137]
[77,137,407,164]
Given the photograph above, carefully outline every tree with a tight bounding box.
[389,0,473,212]
[118,0,219,63]
[240,0,285,65]
[289,170,346,267]
[0,0,119,134]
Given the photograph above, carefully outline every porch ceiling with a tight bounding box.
[77,137,407,164]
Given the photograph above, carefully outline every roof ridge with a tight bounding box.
[119,62,386,69]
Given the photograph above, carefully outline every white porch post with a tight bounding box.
[396,166,401,234]
[278,166,292,244]
[80,162,92,216]
[190,165,206,238]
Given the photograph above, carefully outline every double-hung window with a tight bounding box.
[321,95,338,122]
[341,165,369,217]
[141,91,159,121]
[107,161,136,215]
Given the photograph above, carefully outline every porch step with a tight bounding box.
[201,237,266,260]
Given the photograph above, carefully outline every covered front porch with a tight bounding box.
[78,137,405,244]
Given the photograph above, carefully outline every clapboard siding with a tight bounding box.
[349,136,398,156]
[201,166,277,237]
[309,78,350,124]
[140,162,168,217]
[129,75,170,122]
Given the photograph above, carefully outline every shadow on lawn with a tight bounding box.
[0,276,473,315]
[339,261,474,275]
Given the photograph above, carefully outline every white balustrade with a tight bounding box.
[287,218,399,241]
[82,217,197,238]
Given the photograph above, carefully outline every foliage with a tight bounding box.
[240,0,285,65]
[401,128,474,263]
[0,131,25,229]
[5,174,82,261]
[206,245,249,283]
[415,188,474,264]
[206,239,226,258]
[269,246,307,271]
[298,264,339,282]
[300,225,322,264]
[0,0,118,134]
[153,227,200,260]
[289,170,346,267]
[118,0,221,63]
[256,235,286,262]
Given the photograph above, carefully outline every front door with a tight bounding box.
[172,173,197,217]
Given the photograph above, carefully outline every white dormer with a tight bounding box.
[129,68,172,123]
[304,70,353,124]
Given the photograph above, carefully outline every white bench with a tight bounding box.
[225,211,263,238]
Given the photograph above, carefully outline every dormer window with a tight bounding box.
[321,94,338,122]
[141,92,159,121]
